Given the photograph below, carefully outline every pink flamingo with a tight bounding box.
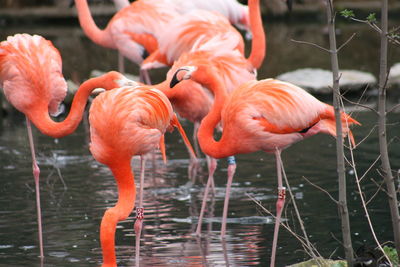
[140,10,245,70]
[74,0,250,83]
[74,0,178,82]
[0,33,134,259]
[88,85,195,267]
[170,64,360,267]
[152,0,265,234]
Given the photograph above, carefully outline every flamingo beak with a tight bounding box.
[170,66,197,88]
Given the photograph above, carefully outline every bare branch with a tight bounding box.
[367,178,387,205]
[301,176,338,204]
[247,193,323,261]
[340,94,378,114]
[278,154,317,259]
[337,33,357,52]
[356,124,378,147]
[359,155,381,183]
[290,39,331,53]
[386,103,400,114]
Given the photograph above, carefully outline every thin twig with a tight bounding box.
[278,154,317,259]
[337,33,357,52]
[359,155,381,183]
[290,39,331,53]
[386,103,400,114]
[247,194,323,263]
[367,178,387,205]
[354,124,378,147]
[340,94,378,114]
[301,176,338,204]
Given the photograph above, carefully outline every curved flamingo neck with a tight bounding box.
[100,157,136,266]
[195,68,233,159]
[75,0,115,49]
[153,80,178,99]
[29,74,119,138]
[247,0,265,69]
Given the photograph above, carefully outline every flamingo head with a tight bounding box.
[170,66,197,88]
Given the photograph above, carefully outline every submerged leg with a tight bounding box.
[270,150,285,267]
[134,156,146,266]
[26,117,44,259]
[220,156,237,238]
[100,159,136,267]
[196,156,217,236]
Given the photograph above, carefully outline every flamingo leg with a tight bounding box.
[193,122,201,158]
[270,149,285,267]
[139,69,152,85]
[118,52,125,74]
[26,117,44,259]
[100,159,136,267]
[220,156,237,238]
[188,122,201,183]
[206,156,216,193]
[134,156,146,266]
[196,156,217,236]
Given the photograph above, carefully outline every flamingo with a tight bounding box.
[74,0,178,83]
[74,0,250,83]
[140,0,264,71]
[140,10,245,71]
[170,64,360,267]
[0,33,135,259]
[88,85,196,267]
[151,0,265,234]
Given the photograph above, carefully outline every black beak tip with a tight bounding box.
[170,72,180,88]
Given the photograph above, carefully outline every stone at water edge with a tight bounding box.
[276,68,376,94]
[388,63,400,87]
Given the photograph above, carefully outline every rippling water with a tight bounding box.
[0,13,400,267]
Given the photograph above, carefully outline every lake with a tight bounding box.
[0,9,400,267]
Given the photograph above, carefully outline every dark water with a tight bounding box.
[1,15,400,267]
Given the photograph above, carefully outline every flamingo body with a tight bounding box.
[76,0,249,69]
[141,10,245,69]
[171,0,250,32]
[89,86,173,165]
[75,0,178,65]
[0,34,67,116]
[218,79,358,155]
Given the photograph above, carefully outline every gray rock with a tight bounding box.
[389,63,400,87]
[276,68,376,94]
